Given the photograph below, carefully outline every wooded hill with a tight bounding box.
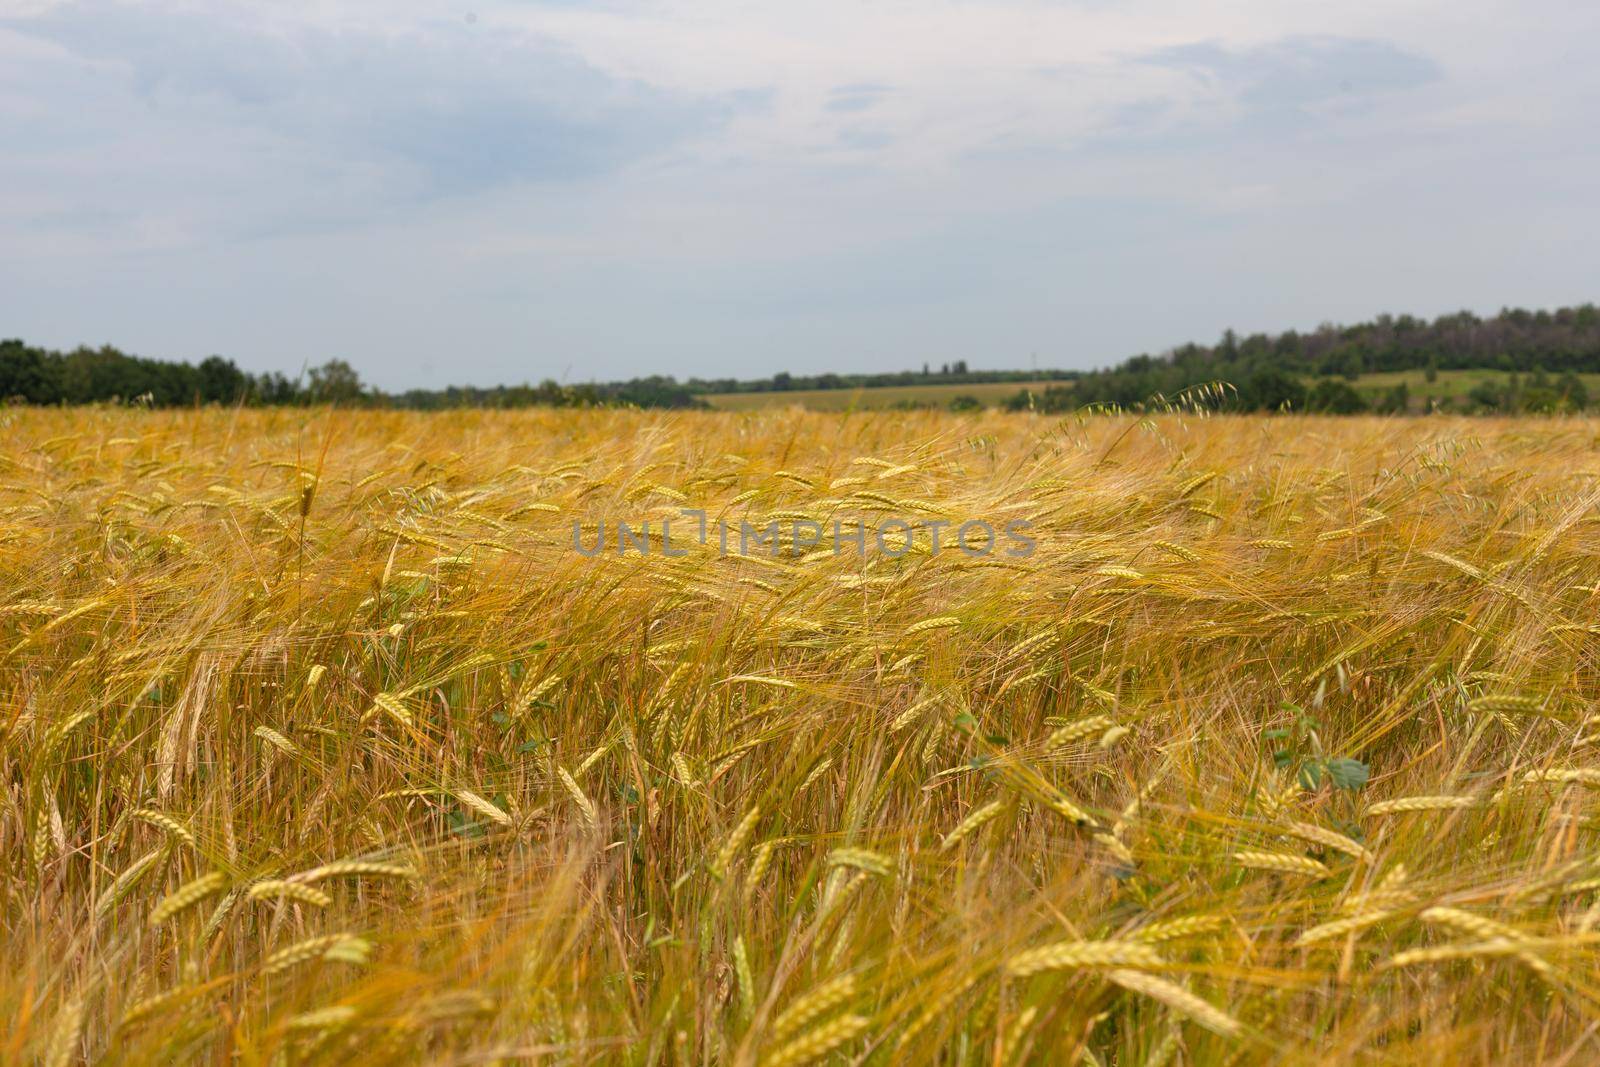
[1029,305,1600,413]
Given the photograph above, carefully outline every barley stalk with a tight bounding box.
[248,880,334,908]
[148,871,228,926]
[761,1013,870,1067]
[1107,969,1243,1038]
[1234,851,1331,878]
[771,974,859,1041]
[1006,939,1166,975]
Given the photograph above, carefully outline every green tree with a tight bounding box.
[197,356,248,404]
[308,360,365,404]
[1340,350,1364,381]
[1467,380,1503,410]
[1377,382,1410,414]
[1245,368,1307,412]
[0,341,60,403]
[1558,371,1589,410]
[1307,379,1368,414]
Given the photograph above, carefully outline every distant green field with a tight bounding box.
[697,379,1073,411]
[699,369,1598,412]
[1354,368,1600,402]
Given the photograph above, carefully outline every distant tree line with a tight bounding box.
[684,361,1076,395]
[1008,305,1600,414]
[8,304,1600,413]
[0,338,1075,410]
[0,341,706,409]
[389,375,706,410]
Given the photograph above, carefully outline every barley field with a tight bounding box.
[5,406,1600,1066]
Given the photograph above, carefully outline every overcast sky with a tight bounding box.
[2,1,1597,389]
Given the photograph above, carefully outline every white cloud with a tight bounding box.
[1,0,1598,387]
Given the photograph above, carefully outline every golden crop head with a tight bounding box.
[4,406,1600,1065]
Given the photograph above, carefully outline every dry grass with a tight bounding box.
[4,406,1600,1065]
